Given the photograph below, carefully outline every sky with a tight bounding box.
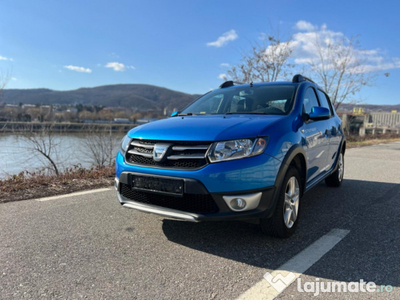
[1,0,399,105]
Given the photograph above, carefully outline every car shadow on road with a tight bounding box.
[162,179,400,287]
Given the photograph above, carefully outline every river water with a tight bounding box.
[0,133,125,178]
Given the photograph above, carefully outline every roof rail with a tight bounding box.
[219,81,245,88]
[292,74,316,84]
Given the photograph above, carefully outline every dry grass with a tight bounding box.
[347,133,400,148]
[0,164,115,203]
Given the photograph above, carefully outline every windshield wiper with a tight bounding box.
[224,112,269,115]
[177,112,193,116]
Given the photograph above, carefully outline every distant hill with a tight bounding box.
[1,84,201,111]
[1,84,399,113]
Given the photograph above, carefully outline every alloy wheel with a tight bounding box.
[338,153,344,182]
[283,176,300,228]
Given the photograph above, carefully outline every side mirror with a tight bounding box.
[308,106,330,121]
[171,111,179,117]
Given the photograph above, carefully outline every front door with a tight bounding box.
[301,87,330,183]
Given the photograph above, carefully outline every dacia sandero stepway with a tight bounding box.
[115,74,346,237]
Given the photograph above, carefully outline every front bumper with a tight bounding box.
[116,172,277,222]
[115,150,281,194]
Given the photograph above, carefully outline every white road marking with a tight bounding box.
[35,187,113,202]
[237,228,350,300]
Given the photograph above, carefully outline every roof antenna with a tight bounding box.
[250,81,253,87]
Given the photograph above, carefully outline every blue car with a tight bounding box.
[115,74,346,237]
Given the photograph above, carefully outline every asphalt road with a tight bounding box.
[1,142,400,299]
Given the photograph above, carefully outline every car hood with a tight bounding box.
[128,114,285,141]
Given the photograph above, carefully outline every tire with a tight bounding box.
[325,151,344,187]
[260,166,301,238]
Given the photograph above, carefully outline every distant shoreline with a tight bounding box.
[0,121,137,133]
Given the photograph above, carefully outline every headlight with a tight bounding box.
[207,138,268,163]
[120,135,131,155]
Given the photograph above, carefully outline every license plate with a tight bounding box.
[132,176,184,195]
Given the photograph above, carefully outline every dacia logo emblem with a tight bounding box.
[153,144,171,162]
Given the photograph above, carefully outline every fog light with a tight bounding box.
[230,198,247,210]
[223,192,262,212]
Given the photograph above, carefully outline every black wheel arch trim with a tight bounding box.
[333,137,346,172]
[261,144,307,219]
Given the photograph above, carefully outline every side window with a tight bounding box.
[303,88,320,114]
[317,90,333,116]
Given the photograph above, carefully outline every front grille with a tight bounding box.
[120,183,219,214]
[126,139,212,169]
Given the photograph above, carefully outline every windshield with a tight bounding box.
[181,85,296,115]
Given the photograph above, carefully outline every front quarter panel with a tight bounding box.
[259,83,306,165]
[258,82,312,186]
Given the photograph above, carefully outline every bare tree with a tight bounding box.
[20,124,61,175]
[227,35,294,83]
[0,70,11,100]
[226,26,376,110]
[82,125,119,167]
[304,34,375,109]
